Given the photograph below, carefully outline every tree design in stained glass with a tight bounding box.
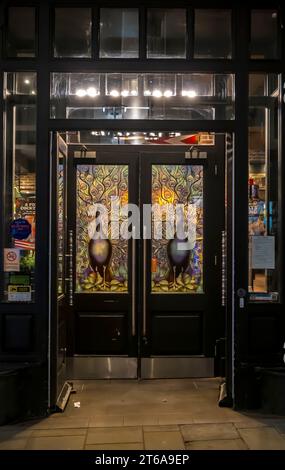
[76,164,128,293]
[151,164,203,294]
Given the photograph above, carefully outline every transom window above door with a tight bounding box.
[50,72,235,120]
[4,7,282,61]
[51,7,234,60]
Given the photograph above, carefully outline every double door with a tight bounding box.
[53,136,225,387]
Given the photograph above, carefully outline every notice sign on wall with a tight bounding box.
[8,285,32,302]
[4,248,20,272]
[252,236,275,269]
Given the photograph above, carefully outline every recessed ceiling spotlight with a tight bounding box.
[164,90,173,97]
[121,90,129,97]
[152,89,162,98]
[144,89,151,96]
[131,90,137,96]
[31,90,36,95]
[110,89,119,97]
[187,90,197,98]
[24,79,30,85]
[87,87,98,97]
[76,89,87,97]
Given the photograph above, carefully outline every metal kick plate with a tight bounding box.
[67,357,138,379]
[141,357,214,379]
[67,357,214,379]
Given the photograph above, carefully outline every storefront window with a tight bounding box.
[100,8,139,58]
[250,10,279,59]
[6,7,36,58]
[248,74,280,302]
[1,73,37,303]
[50,73,234,120]
[147,9,186,59]
[194,10,232,59]
[54,8,92,58]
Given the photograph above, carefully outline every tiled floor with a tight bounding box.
[0,379,285,450]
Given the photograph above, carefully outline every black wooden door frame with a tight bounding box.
[48,131,232,400]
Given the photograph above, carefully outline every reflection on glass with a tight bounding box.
[2,73,37,302]
[248,74,280,302]
[50,73,235,121]
[194,9,232,59]
[250,10,279,59]
[64,131,215,146]
[15,72,37,95]
[100,8,139,58]
[147,9,186,58]
[249,73,279,97]
[76,165,128,293]
[6,7,36,57]
[151,165,203,294]
[106,74,138,96]
[54,8,92,58]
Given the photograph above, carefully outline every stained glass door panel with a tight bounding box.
[76,164,129,293]
[151,164,204,294]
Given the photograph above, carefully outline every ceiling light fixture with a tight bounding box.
[164,90,173,97]
[110,89,119,97]
[76,89,87,97]
[152,89,162,98]
[87,87,99,97]
[187,90,197,98]
[121,90,129,97]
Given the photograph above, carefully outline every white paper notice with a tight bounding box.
[4,248,20,272]
[252,236,275,269]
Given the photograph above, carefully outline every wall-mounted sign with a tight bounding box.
[252,235,275,269]
[10,218,31,240]
[8,285,32,302]
[4,248,20,272]
[9,274,31,285]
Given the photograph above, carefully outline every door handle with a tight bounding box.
[131,231,136,336]
[142,230,147,338]
[65,229,74,306]
[221,230,226,307]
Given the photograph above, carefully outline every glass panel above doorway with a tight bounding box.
[147,9,187,59]
[76,165,129,294]
[6,7,36,58]
[100,8,139,58]
[151,165,204,294]
[194,9,232,59]
[250,10,279,59]
[54,8,92,58]
[62,131,215,146]
[50,73,234,120]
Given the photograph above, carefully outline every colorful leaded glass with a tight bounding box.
[76,164,129,293]
[151,164,203,293]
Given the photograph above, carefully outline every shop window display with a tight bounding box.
[2,73,37,302]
